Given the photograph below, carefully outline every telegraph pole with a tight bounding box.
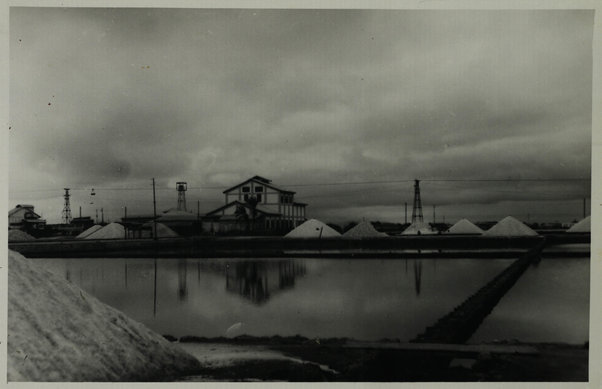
[152,178,157,240]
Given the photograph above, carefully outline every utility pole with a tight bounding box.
[101,208,104,224]
[152,178,157,240]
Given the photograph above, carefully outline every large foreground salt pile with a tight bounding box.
[8,229,36,242]
[84,222,126,239]
[343,220,388,238]
[284,219,341,238]
[7,250,200,381]
[401,222,435,235]
[76,224,103,239]
[567,216,591,233]
[446,219,483,235]
[482,216,538,237]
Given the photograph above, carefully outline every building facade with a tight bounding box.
[8,204,46,232]
[204,175,307,234]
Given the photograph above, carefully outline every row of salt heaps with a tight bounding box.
[76,224,103,239]
[8,229,37,242]
[446,218,483,234]
[343,220,388,238]
[284,219,341,238]
[443,216,537,236]
[142,222,179,238]
[401,221,436,235]
[567,215,590,233]
[482,216,538,236]
[284,216,543,238]
[83,222,126,239]
[78,222,178,239]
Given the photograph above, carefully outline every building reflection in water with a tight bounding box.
[413,259,423,296]
[225,260,307,305]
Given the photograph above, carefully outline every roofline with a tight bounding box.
[222,177,295,195]
[206,200,281,217]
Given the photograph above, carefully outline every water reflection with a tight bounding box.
[177,259,188,301]
[225,261,306,304]
[413,260,422,296]
[34,257,588,343]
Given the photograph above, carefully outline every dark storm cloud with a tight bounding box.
[9,8,593,223]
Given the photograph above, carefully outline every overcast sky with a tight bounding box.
[9,8,593,224]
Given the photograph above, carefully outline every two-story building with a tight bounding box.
[204,175,307,235]
[8,204,46,233]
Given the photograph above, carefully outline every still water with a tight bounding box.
[34,257,589,344]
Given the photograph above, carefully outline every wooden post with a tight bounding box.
[152,178,157,240]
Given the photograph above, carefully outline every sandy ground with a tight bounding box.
[173,337,589,382]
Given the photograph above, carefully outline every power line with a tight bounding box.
[8,176,591,195]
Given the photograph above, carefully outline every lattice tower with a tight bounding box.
[62,188,72,224]
[411,179,423,224]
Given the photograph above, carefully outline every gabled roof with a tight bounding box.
[222,176,295,195]
[9,205,41,219]
[206,200,281,217]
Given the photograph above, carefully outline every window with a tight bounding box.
[244,194,249,201]
[256,194,262,202]
[255,186,263,192]
[242,186,250,193]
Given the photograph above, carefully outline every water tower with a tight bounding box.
[176,182,188,211]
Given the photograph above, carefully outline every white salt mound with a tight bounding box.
[401,222,435,235]
[8,229,36,241]
[446,219,483,235]
[76,224,103,239]
[284,219,341,238]
[482,216,538,237]
[567,216,590,233]
[158,209,198,221]
[343,221,388,238]
[84,222,126,240]
[7,250,200,381]
[142,222,179,238]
